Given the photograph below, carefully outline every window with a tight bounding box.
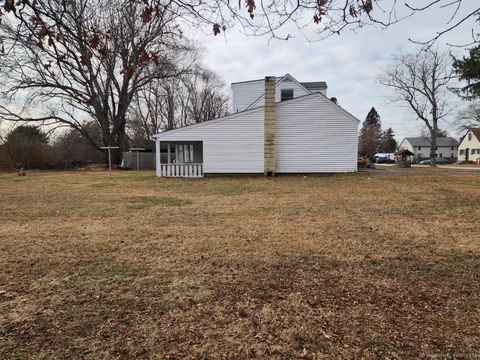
[451,153,454,158]
[176,144,195,163]
[451,147,454,150]
[281,89,294,101]
[418,147,422,150]
[468,133,472,141]
[471,149,475,155]
[460,150,465,155]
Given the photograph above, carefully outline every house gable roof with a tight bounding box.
[152,92,359,139]
[470,128,480,141]
[230,77,282,85]
[152,105,263,138]
[404,137,459,147]
[245,73,313,111]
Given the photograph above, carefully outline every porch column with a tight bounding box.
[167,142,171,164]
[155,139,161,177]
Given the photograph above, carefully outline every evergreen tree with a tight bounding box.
[5,125,51,168]
[365,107,381,126]
[380,128,398,153]
[358,107,382,159]
[453,45,480,100]
[6,125,49,144]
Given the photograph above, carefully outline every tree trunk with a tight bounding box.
[430,121,438,167]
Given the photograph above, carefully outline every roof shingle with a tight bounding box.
[470,128,480,141]
[300,81,328,90]
[404,137,459,147]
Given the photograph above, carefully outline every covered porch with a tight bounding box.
[157,141,204,177]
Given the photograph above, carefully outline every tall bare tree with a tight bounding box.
[0,0,193,162]
[379,48,452,166]
[127,65,229,145]
[183,69,230,124]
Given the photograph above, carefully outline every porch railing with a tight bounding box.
[160,163,203,178]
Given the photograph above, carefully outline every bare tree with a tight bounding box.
[0,119,14,164]
[230,1,479,45]
[184,69,230,124]
[379,48,452,166]
[457,101,480,129]
[127,65,229,144]
[0,0,194,163]
[51,122,106,167]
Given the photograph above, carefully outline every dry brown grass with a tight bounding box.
[0,170,479,359]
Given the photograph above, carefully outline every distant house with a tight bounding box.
[458,128,480,162]
[398,137,459,161]
[152,74,360,177]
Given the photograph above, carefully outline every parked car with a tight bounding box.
[374,156,395,164]
[419,158,452,165]
[373,153,396,164]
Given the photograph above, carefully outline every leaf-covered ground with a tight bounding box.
[0,170,479,359]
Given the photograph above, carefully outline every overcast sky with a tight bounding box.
[195,2,479,141]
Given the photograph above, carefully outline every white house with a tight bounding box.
[458,128,480,162]
[398,137,459,161]
[153,74,360,177]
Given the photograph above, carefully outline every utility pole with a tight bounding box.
[130,148,146,171]
[101,146,119,178]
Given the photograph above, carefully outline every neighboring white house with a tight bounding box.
[398,137,459,161]
[458,128,480,162]
[153,74,359,177]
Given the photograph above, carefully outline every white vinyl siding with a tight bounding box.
[232,80,266,113]
[154,93,360,175]
[247,80,310,110]
[275,95,358,173]
[155,109,264,173]
[274,80,309,103]
[232,76,310,112]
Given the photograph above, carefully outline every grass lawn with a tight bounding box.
[0,170,479,359]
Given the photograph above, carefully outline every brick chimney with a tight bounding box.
[264,76,276,176]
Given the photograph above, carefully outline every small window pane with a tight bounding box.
[281,89,294,101]
[178,145,184,163]
[184,145,190,162]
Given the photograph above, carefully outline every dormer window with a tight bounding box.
[281,89,294,101]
